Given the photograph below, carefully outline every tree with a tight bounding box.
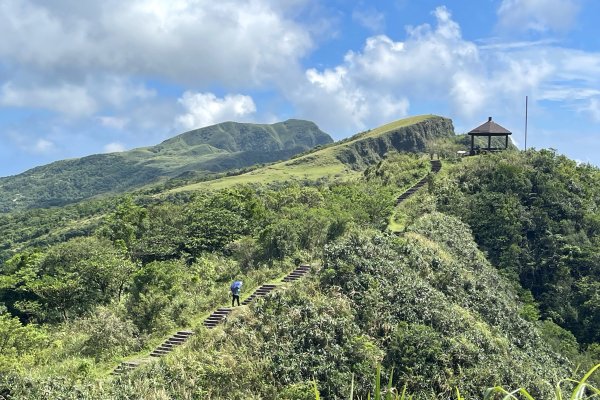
[126,260,187,333]
[11,237,136,322]
[99,196,147,254]
[259,219,300,262]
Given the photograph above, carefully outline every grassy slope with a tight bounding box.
[0,120,332,211]
[172,114,450,192]
[0,115,450,262]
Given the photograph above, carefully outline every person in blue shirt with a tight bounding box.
[230,280,242,307]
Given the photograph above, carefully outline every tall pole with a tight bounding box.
[525,95,528,151]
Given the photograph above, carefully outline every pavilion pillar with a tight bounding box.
[505,135,509,149]
[470,134,474,154]
[487,135,491,151]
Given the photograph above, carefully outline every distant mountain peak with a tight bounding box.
[0,120,333,211]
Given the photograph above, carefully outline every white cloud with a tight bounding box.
[98,116,129,130]
[33,138,55,154]
[0,82,96,117]
[0,0,312,87]
[497,0,580,33]
[288,5,600,135]
[103,142,126,153]
[352,8,385,32]
[584,98,600,122]
[289,6,481,132]
[175,92,257,130]
[8,134,57,155]
[539,88,600,101]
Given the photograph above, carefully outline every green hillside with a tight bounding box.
[1,116,600,398]
[0,119,332,211]
[172,114,453,191]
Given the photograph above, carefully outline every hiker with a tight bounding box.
[230,280,242,306]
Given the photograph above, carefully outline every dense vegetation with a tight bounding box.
[434,150,600,349]
[0,119,332,211]
[1,115,599,398]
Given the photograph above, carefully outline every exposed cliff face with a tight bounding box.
[336,116,454,169]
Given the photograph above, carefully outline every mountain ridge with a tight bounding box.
[172,114,454,191]
[0,119,333,211]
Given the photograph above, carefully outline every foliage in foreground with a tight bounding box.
[312,363,600,400]
[1,149,599,398]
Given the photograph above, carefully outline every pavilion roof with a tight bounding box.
[468,117,512,136]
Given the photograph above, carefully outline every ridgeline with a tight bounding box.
[0,119,332,211]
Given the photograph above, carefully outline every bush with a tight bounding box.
[75,306,140,361]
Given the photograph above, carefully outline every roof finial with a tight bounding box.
[488,117,492,122]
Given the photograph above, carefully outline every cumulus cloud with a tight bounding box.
[0,82,96,117]
[289,6,482,132]
[103,142,126,153]
[497,0,580,33]
[0,0,312,87]
[175,92,257,130]
[288,5,600,134]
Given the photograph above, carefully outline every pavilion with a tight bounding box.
[468,117,512,155]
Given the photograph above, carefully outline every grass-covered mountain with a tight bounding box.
[173,114,453,191]
[0,119,333,211]
[0,115,451,262]
[1,114,599,398]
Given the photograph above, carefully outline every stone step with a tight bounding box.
[204,318,225,324]
[122,361,140,367]
[256,286,275,291]
[150,349,170,356]
[173,333,192,340]
[206,312,226,317]
[206,313,227,318]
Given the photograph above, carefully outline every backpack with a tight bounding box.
[231,280,242,294]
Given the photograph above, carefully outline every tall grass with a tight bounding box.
[315,364,600,400]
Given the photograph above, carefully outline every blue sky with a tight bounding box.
[1,0,600,177]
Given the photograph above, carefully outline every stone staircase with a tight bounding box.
[395,160,441,204]
[282,264,311,283]
[112,264,311,375]
[112,360,142,375]
[150,330,194,358]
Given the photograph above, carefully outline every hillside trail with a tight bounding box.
[395,159,441,204]
[111,159,441,376]
[111,264,311,375]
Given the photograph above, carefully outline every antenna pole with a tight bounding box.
[525,95,528,151]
